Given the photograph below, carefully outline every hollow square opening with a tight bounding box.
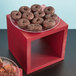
[31,30,64,70]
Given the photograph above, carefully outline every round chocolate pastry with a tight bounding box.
[32,17,44,24]
[51,14,58,21]
[19,6,31,13]
[27,24,42,31]
[31,4,42,12]
[34,11,45,18]
[44,6,55,15]
[45,14,58,21]
[11,11,22,20]
[17,18,30,29]
[45,14,52,19]
[22,12,34,20]
[43,18,56,29]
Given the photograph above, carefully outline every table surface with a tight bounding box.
[0,29,76,76]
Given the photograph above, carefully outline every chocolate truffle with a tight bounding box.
[31,4,42,12]
[11,11,22,20]
[17,18,30,29]
[32,17,44,24]
[19,6,31,13]
[43,18,56,29]
[34,11,45,18]
[22,12,34,20]
[27,24,42,31]
[44,6,55,15]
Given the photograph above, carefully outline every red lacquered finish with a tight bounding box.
[7,15,68,74]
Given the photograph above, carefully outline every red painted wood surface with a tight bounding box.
[6,14,68,74]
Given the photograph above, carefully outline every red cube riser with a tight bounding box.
[7,15,68,74]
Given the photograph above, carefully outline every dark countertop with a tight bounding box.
[0,29,76,76]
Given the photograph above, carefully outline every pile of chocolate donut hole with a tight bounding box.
[11,4,58,31]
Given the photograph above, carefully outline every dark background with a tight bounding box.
[0,29,76,76]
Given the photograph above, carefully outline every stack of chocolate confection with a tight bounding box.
[11,4,58,31]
